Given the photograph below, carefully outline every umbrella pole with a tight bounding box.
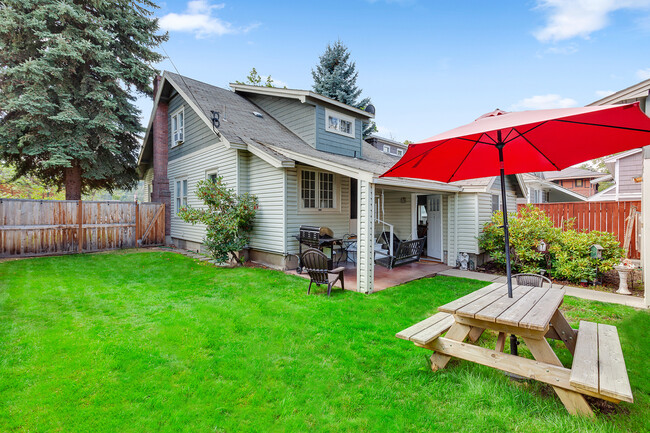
[497,142,518,357]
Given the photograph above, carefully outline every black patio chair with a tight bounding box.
[512,273,552,288]
[302,248,345,296]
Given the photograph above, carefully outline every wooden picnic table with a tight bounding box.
[396,282,633,417]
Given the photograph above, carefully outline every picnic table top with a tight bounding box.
[438,282,566,332]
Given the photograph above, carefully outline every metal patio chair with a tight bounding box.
[512,273,552,288]
[302,248,345,296]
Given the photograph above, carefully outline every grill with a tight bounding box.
[295,225,340,273]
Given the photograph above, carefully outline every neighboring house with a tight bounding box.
[586,78,650,202]
[588,149,642,201]
[365,134,407,157]
[539,167,603,197]
[137,71,526,293]
[518,173,589,205]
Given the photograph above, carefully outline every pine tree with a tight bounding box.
[312,40,375,137]
[0,0,167,199]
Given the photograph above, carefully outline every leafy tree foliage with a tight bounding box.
[0,0,167,199]
[178,177,258,263]
[311,40,376,137]
[0,163,64,199]
[236,67,278,87]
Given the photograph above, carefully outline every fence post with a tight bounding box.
[77,199,83,253]
[135,201,139,248]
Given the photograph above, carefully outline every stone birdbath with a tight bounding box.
[614,260,635,295]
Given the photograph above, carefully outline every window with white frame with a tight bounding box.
[396,148,404,156]
[175,179,187,214]
[491,194,500,213]
[383,145,391,153]
[325,109,355,138]
[206,169,218,183]
[171,107,185,146]
[301,169,336,210]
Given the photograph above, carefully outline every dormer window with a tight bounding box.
[325,109,355,138]
[396,148,404,156]
[171,106,184,147]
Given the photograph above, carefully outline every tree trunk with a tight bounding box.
[64,163,82,200]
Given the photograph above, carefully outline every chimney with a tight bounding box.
[151,75,171,240]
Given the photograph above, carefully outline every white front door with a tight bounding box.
[427,195,442,259]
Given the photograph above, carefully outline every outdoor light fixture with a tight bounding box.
[210,110,221,137]
[537,240,547,253]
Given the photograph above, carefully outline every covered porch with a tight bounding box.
[287,259,450,292]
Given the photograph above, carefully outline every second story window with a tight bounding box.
[325,109,355,138]
[171,107,185,147]
[575,179,583,187]
[383,145,391,153]
[396,149,404,156]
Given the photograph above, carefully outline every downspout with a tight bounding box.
[454,191,459,266]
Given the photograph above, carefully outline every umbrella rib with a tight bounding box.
[446,139,479,183]
[553,119,650,133]
[512,126,561,171]
[382,138,453,175]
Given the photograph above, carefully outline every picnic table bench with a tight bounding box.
[396,282,633,416]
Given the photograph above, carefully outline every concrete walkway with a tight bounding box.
[438,268,646,309]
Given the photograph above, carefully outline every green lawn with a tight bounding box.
[1,251,648,432]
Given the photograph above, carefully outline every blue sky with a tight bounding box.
[138,0,650,142]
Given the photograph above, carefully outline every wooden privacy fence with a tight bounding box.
[517,201,641,259]
[0,199,165,257]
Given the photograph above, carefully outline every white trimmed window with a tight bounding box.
[175,179,187,214]
[206,169,218,183]
[171,106,185,147]
[396,148,404,156]
[300,169,337,210]
[383,145,391,153]
[491,194,501,213]
[325,109,355,138]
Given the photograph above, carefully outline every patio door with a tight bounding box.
[427,195,442,260]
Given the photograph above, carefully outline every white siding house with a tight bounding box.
[138,71,525,293]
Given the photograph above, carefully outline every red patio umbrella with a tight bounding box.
[381,102,650,352]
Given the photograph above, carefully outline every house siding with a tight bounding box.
[247,154,286,254]
[245,94,316,147]
[315,105,363,157]
[168,92,218,161]
[168,143,238,245]
[375,189,412,240]
[285,167,351,255]
[618,152,642,196]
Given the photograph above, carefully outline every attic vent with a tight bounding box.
[252,111,263,118]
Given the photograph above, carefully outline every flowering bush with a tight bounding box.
[177,177,258,263]
[479,205,624,283]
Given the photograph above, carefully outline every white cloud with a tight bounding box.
[595,90,615,98]
[637,68,650,80]
[159,1,259,38]
[511,94,578,110]
[261,76,288,88]
[534,0,650,42]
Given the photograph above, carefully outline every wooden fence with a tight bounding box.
[0,199,165,257]
[517,201,641,259]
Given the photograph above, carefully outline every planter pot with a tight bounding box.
[614,265,632,295]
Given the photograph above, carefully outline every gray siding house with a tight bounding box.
[138,71,525,293]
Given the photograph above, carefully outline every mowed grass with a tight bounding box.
[1,251,649,432]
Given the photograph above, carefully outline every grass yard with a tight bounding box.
[1,251,648,432]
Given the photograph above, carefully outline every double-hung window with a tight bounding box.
[171,107,184,146]
[396,148,404,156]
[301,169,336,210]
[176,179,187,214]
[325,109,355,138]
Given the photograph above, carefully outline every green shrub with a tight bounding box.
[478,205,624,283]
[178,176,258,263]
[549,224,624,282]
[479,205,559,274]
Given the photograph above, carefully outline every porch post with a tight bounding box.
[357,179,375,294]
[642,146,650,308]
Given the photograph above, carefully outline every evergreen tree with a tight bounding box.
[0,0,167,199]
[236,67,278,87]
[312,40,375,137]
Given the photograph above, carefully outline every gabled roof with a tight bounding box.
[366,134,408,149]
[603,148,643,163]
[587,78,650,106]
[229,83,374,119]
[540,166,604,181]
[521,173,588,201]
